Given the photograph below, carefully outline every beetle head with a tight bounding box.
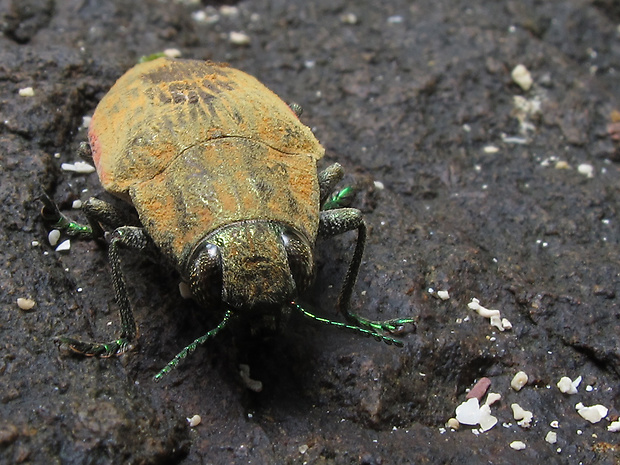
[185,221,314,309]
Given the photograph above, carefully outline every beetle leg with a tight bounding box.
[40,192,102,239]
[290,301,406,346]
[41,193,135,239]
[77,141,93,162]
[322,186,356,211]
[288,102,303,118]
[319,208,415,336]
[318,163,344,205]
[58,226,147,358]
[319,163,356,210]
[82,197,137,231]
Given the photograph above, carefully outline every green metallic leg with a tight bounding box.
[41,192,134,238]
[154,308,234,381]
[40,192,102,239]
[59,226,147,357]
[319,208,415,338]
[318,163,356,211]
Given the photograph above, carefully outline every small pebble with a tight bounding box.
[56,239,71,252]
[577,163,594,178]
[229,31,251,46]
[298,444,309,454]
[340,13,358,24]
[72,199,83,209]
[187,414,201,427]
[17,298,36,310]
[466,377,491,401]
[557,375,581,394]
[446,418,460,429]
[511,403,533,428]
[19,87,35,97]
[191,10,208,22]
[468,298,500,319]
[485,392,501,406]
[48,229,61,246]
[478,405,498,432]
[576,403,608,423]
[608,420,620,432]
[510,440,526,451]
[61,161,96,174]
[545,431,558,444]
[219,5,239,16]
[455,398,481,425]
[511,371,528,391]
[81,116,92,129]
[373,180,385,190]
[437,290,450,300]
[163,48,182,58]
[483,145,499,154]
[511,64,533,91]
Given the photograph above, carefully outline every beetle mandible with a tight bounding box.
[42,58,414,380]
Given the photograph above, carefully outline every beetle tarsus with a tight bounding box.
[345,312,416,336]
[323,186,356,211]
[40,191,101,239]
[57,336,132,357]
[290,301,409,346]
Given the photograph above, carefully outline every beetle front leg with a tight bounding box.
[59,226,147,357]
[319,208,415,339]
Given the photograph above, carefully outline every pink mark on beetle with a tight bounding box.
[88,130,108,184]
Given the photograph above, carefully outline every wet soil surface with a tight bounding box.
[1,0,620,464]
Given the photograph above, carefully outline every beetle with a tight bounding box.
[42,58,414,380]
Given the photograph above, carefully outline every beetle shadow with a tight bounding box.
[202,304,325,410]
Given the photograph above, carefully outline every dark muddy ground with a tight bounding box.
[1,0,619,464]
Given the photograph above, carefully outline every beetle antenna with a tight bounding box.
[154,308,234,381]
[289,301,406,346]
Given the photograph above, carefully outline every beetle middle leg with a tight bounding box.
[58,226,147,357]
[319,207,415,339]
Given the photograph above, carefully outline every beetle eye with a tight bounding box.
[281,228,314,292]
[188,243,222,305]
